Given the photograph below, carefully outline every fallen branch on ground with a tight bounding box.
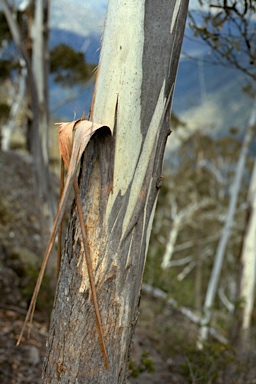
[142,283,228,344]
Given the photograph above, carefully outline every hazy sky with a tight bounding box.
[51,0,107,35]
[50,0,200,36]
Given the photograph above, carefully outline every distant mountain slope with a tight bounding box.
[173,56,251,123]
[49,25,253,141]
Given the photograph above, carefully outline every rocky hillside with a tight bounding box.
[0,150,179,383]
[1,150,255,383]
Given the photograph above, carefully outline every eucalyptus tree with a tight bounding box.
[198,106,256,346]
[1,0,56,225]
[41,0,189,382]
[1,1,94,227]
[147,132,249,315]
[238,101,256,346]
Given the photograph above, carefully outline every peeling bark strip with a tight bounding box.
[17,121,111,359]
[43,1,189,382]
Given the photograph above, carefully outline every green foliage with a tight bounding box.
[136,295,256,382]
[0,102,10,119]
[129,350,155,378]
[9,248,55,314]
[50,44,94,86]
[0,11,11,41]
[181,342,246,383]
[145,131,253,319]
[0,61,13,80]
[171,112,187,129]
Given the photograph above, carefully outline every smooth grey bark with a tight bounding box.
[42,0,189,382]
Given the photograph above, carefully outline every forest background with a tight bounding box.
[0,0,256,383]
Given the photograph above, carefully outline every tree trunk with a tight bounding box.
[161,199,212,269]
[32,0,50,167]
[42,0,189,382]
[1,58,26,150]
[2,0,56,225]
[198,96,256,347]
[239,137,256,344]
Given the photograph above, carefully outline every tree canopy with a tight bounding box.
[188,0,256,82]
[50,43,94,87]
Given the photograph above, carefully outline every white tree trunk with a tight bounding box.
[161,198,212,269]
[31,0,50,165]
[42,0,189,382]
[1,59,27,150]
[240,158,256,338]
[161,211,183,269]
[2,0,55,225]
[198,96,256,347]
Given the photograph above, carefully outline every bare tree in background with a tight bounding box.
[188,0,256,82]
[238,102,256,346]
[187,0,256,346]
[198,100,256,346]
[1,0,56,225]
